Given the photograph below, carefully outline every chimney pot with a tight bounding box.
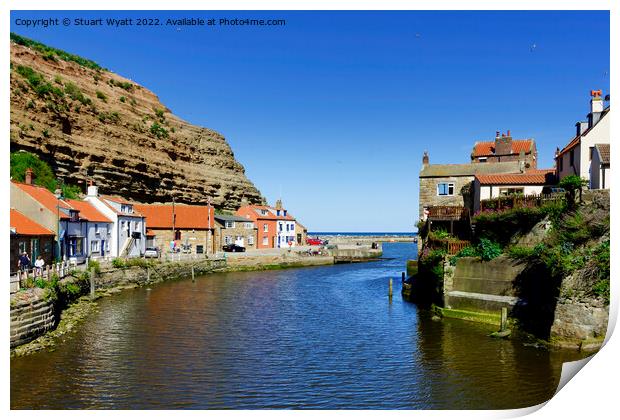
[507,129,511,137]
[422,150,429,165]
[25,168,33,185]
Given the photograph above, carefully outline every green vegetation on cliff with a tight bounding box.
[10,151,82,199]
[11,32,105,71]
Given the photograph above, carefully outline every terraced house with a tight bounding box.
[11,176,113,263]
[555,90,610,189]
[84,185,146,257]
[236,200,297,249]
[132,203,215,255]
[214,214,257,251]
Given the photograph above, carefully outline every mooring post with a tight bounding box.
[191,266,195,281]
[90,267,96,298]
[401,271,405,283]
[389,278,393,300]
[500,307,508,331]
[147,267,151,283]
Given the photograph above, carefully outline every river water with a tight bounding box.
[11,243,586,409]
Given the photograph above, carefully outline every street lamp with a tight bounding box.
[54,187,63,262]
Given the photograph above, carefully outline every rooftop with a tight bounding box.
[472,139,534,157]
[557,106,610,157]
[65,199,112,223]
[10,209,54,236]
[475,169,556,185]
[420,161,522,178]
[595,144,610,164]
[133,203,215,229]
[12,181,73,218]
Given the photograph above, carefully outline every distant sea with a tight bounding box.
[309,232,417,237]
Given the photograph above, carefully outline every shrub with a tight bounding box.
[15,65,64,98]
[10,151,57,190]
[473,206,548,247]
[111,258,127,269]
[96,91,107,102]
[150,122,169,139]
[26,100,35,109]
[507,245,535,260]
[120,96,126,103]
[476,238,502,261]
[88,259,101,275]
[154,108,165,119]
[64,82,91,105]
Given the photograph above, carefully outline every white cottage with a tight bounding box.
[590,144,610,190]
[556,90,610,183]
[84,185,146,257]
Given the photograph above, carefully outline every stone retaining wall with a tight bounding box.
[551,297,608,349]
[224,253,334,269]
[10,288,55,348]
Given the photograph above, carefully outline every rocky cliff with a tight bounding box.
[10,36,264,210]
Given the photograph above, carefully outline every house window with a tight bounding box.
[196,245,204,254]
[134,221,139,230]
[31,238,40,260]
[94,223,99,234]
[18,241,27,255]
[276,210,281,216]
[437,182,455,196]
[558,156,564,171]
[236,235,243,242]
[245,222,254,229]
[248,236,254,245]
[91,240,100,253]
[174,230,181,240]
[478,157,487,162]
[569,150,574,166]
[224,235,232,245]
[263,223,268,232]
[262,236,268,245]
[260,209,267,216]
[225,221,235,228]
[279,223,283,231]
[121,220,126,229]
[69,210,79,222]
[499,188,524,197]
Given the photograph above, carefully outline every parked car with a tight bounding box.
[144,247,160,258]
[223,244,246,253]
[307,238,323,246]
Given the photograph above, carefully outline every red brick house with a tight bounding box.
[471,131,537,168]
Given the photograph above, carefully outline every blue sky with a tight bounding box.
[11,11,610,232]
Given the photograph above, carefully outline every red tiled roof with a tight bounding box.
[557,106,610,157]
[595,144,610,164]
[12,181,72,219]
[65,199,112,223]
[473,139,534,157]
[10,209,54,236]
[133,204,215,229]
[475,169,555,185]
[236,205,295,221]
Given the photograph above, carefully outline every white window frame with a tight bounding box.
[437,182,455,196]
[90,240,100,252]
[247,236,254,245]
[263,223,268,232]
[262,236,268,245]
[225,221,235,228]
[224,235,232,245]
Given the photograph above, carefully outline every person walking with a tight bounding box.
[34,255,45,277]
[18,252,30,273]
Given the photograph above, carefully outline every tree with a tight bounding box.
[10,151,56,190]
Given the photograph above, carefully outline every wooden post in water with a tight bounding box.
[191,265,195,281]
[389,278,393,301]
[90,267,96,298]
[500,307,508,331]
[147,267,150,283]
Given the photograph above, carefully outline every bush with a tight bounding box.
[477,238,502,261]
[88,259,101,275]
[473,206,549,247]
[64,82,91,105]
[96,91,107,102]
[120,96,126,103]
[14,65,64,98]
[506,245,535,260]
[10,151,57,190]
[111,258,127,269]
[150,122,169,139]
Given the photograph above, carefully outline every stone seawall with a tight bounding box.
[551,297,608,350]
[10,288,55,348]
[444,256,523,314]
[224,254,334,270]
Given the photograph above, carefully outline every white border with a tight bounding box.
[2,1,616,419]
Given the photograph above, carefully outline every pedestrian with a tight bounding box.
[18,252,30,272]
[34,255,45,277]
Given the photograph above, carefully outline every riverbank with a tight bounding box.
[10,245,383,356]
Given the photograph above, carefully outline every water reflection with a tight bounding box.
[11,243,586,409]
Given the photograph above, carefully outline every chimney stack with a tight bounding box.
[589,90,604,127]
[25,168,33,185]
[275,199,283,210]
[422,151,429,166]
[494,130,513,156]
[87,183,99,197]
